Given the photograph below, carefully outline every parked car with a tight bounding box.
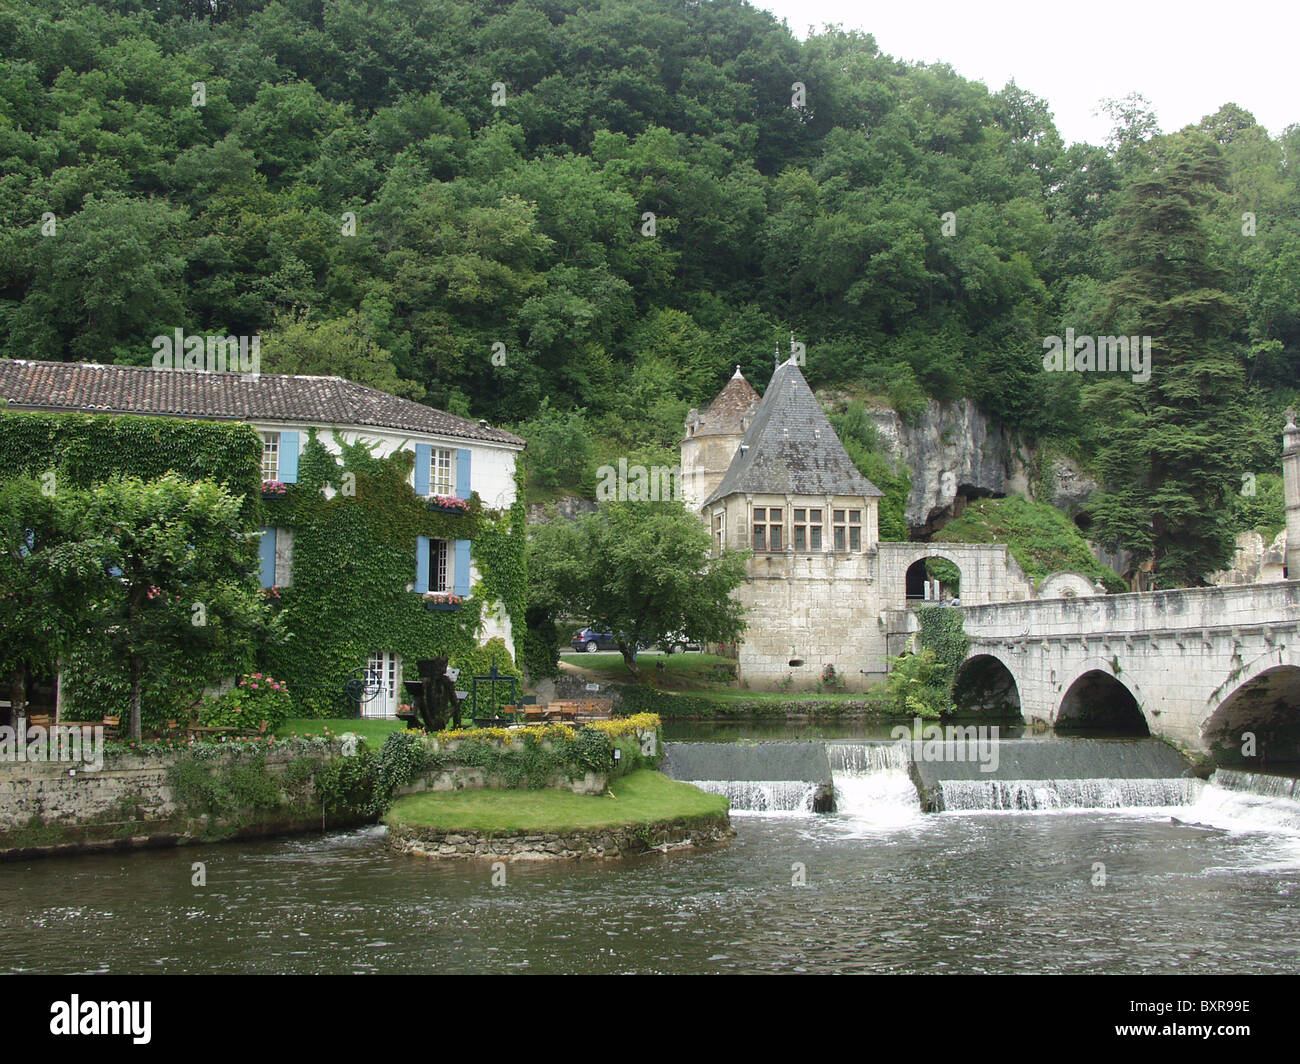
[662,635,703,654]
[571,627,619,653]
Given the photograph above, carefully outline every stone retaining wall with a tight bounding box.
[388,815,734,861]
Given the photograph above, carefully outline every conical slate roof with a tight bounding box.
[704,359,883,504]
[690,365,759,437]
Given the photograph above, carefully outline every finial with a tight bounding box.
[1287,407,1297,429]
[733,364,742,378]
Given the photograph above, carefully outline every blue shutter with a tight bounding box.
[415,535,430,594]
[455,448,471,499]
[259,528,276,588]
[414,444,431,496]
[453,539,471,597]
[279,431,299,483]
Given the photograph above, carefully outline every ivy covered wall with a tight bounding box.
[0,409,262,512]
[263,432,527,717]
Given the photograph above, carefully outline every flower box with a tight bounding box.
[423,591,465,611]
[261,480,288,498]
[428,495,469,514]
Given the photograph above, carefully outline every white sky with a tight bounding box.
[754,0,1298,146]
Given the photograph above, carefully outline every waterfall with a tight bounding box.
[1182,770,1300,834]
[662,742,833,815]
[827,742,922,823]
[686,780,818,815]
[937,777,1202,812]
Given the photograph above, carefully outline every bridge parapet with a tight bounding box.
[960,581,1300,642]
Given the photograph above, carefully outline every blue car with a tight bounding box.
[571,627,619,653]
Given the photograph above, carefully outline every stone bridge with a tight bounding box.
[951,581,1300,760]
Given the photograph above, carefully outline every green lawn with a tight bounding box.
[278,717,406,744]
[386,769,728,834]
[559,651,737,689]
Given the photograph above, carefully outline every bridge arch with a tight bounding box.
[1201,664,1300,766]
[1055,661,1151,736]
[952,653,1023,719]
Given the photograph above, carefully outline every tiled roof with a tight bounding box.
[690,366,760,437]
[704,359,883,504]
[0,359,524,447]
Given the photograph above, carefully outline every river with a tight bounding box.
[2,729,1298,974]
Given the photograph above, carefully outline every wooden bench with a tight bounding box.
[574,699,614,721]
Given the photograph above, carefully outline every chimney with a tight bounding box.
[1285,408,1300,579]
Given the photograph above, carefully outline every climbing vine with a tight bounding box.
[262,431,528,716]
[0,410,262,518]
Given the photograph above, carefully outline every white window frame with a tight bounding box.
[432,448,454,496]
[430,538,451,592]
[261,432,280,482]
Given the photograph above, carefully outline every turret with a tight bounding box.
[680,365,759,512]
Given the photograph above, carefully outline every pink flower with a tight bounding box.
[250,683,258,689]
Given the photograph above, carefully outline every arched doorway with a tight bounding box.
[905,557,961,602]
[1056,670,1148,736]
[1201,665,1300,767]
[953,655,1022,719]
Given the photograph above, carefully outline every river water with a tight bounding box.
[2,760,1299,974]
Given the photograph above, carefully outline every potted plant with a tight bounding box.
[261,480,288,499]
[423,591,465,611]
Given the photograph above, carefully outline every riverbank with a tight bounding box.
[386,769,733,860]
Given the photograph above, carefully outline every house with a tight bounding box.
[0,358,525,717]
[681,358,1040,691]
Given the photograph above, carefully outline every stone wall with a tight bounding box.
[0,742,361,856]
[387,815,734,861]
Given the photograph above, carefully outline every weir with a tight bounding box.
[662,742,834,813]
[910,738,1196,812]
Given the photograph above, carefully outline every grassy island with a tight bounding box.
[386,770,727,835]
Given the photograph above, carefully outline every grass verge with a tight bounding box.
[386,770,727,834]
[278,718,406,744]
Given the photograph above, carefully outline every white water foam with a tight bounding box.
[937,777,1202,812]
[826,743,923,827]
[687,779,817,816]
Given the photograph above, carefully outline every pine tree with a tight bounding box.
[1085,134,1247,587]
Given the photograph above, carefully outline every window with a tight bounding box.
[712,510,725,553]
[430,538,450,592]
[274,528,294,587]
[432,448,454,495]
[831,509,862,551]
[793,508,822,551]
[261,433,279,481]
[752,507,782,551]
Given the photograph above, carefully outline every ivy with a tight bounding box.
[0,410,262,520]
[262,431,528,717]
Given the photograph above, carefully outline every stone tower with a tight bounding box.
[680,366,759,512]
[1285,408,1300,580]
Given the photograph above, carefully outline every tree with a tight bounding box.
[1084,134,1248,586]
[527,500,748,680]
[0,478,100,719]
[78,474,267,739]
[260,310,425,399]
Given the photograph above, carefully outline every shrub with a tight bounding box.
[200,673,293,733]
[884,649,954,719]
